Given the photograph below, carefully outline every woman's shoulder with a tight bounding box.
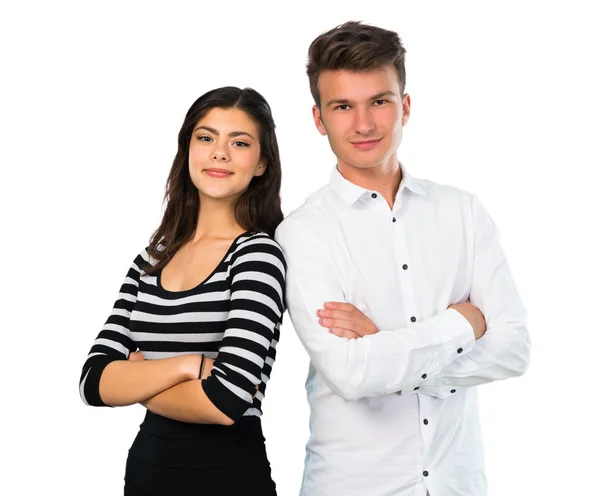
[131,242,166,275]
[136,244,160,265]
[130,246,152,267]
[140,237,169,263]
[231,232,286,267]
[233,231,283,253]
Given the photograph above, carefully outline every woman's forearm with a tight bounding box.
[99,354,200,406]
[143,379,234,426]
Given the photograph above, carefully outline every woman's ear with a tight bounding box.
[255,159,267,177]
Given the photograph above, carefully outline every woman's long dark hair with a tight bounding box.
[145,86,283,274]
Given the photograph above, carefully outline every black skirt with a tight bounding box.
[124,411,277,495]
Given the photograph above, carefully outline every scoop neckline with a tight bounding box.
[156,231,253,296]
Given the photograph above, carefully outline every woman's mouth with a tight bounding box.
[203,168,233,178]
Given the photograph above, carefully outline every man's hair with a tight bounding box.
[306,21,407,107]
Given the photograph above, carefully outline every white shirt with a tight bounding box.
[275,166,530,496]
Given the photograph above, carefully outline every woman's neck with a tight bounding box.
[192,195,245,243]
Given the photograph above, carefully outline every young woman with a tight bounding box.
[79,87,286,495]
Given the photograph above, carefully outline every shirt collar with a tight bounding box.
[328,163,426,206]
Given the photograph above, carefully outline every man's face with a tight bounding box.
[313,65,410,172]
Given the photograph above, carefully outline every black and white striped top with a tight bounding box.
[79,232,286,422]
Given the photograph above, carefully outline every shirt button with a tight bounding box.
[423,471,429,477]
[410,316,416,322]
[413,386,419,390]
[451,389,456,393]
[422,373,427,379]
[457,348,463,353]
[423,419,429,425]
[392,217,397,222]
[402,264,408,270]
[371,193,377,199]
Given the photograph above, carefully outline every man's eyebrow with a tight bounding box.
[325,91,398,108]
[371,91,397,100]
[325,98,351,108]
[193,125,255,139]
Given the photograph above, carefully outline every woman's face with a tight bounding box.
[188,107,266,202]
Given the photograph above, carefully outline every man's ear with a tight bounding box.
[313,105,327,136]
[401,93,411,126]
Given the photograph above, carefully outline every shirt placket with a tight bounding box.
[392,197,434,485]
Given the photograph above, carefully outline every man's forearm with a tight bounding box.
[416,314,530,398]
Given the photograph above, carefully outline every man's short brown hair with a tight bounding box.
[306,21,407,107]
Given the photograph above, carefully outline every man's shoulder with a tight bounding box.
[275,186,335,243]
[412,175,475,200]
[282,186,333,224]
[409,175,478,214]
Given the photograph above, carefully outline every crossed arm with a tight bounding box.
[275,196,530,401]
[96,352,233,424]
[80,239,285,424]
[313,301,488,399]
[78,251,236,425]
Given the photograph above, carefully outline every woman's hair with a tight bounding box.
[145,86,283,274]
[306,21,407,107]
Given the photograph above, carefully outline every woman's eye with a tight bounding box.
[233,141,250,147]
[197,135,212,142]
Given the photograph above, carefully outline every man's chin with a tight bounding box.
[346,159,386,170]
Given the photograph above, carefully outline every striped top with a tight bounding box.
[79,232,286,422]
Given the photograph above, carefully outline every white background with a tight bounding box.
[2,1,599,494]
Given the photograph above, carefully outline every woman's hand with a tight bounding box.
[128,351,145,361]
[199,356,215,380]
[200,356,258,396]
[129,351,205,382]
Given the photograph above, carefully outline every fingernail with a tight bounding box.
[324,302,331,308]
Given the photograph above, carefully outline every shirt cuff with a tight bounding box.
[430,308,476,364]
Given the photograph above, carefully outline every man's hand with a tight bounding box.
[317,302,379,339]
[448,302,486,340]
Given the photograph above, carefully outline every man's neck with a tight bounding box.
[337,158,403,209]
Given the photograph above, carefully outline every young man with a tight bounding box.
[275,21,531,496]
